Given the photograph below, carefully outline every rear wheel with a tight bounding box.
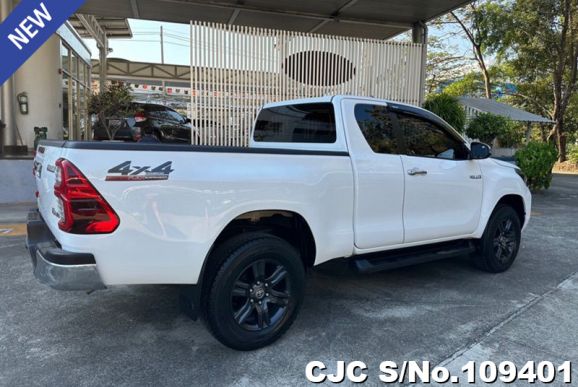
[474,205,522,273]
[204,235,305,350]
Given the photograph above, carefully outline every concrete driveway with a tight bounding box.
[1,175,578,386]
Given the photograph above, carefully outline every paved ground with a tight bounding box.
[1,175,577,386]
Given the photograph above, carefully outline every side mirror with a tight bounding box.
[470,142,492,160]
[184,118,192,124]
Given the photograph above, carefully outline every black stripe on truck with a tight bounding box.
[39,140,349,157]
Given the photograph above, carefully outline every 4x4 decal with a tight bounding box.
[106,161,174,181]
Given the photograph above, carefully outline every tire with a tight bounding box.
[204,235,305,350]
[474,205,522,273]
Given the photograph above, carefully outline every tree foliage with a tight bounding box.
[497,122,526,148]
[443,72,484,97]
[502,0,578,161]
[431,0,578,162]
[423,93,466,131]
[440,0,512,98]
[88,82,136,140]
[568,143,578,164]
[465,112,510,144]
[426,36,471,94]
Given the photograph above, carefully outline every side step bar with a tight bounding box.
[352,240,477,274]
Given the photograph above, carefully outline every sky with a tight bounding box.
[85,19,192,65]
[84,19,474,68]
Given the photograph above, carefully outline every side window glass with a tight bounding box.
[396,112,465,160]
[157,109,172,122]
[354,104,400,154]
[146,106,163,120]
[145,106,180,123]
[166,109,185,123]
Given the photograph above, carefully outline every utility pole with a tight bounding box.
[160,26,165,64]
[160,25,166,105]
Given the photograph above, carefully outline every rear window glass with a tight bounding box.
[254,103,336,143]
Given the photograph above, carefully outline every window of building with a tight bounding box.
[354,104,401,154]
[254,103,336,143]
[395,112,468,160]
[61,41,91,141]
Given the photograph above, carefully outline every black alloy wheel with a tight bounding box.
[474,205,522,273]
[492,217,518,264]
[231,259,292,331]
[204,234,305,350]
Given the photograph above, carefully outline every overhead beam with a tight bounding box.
[227,9,240,25]
[332,0,361,16]
[157,0,412,29]
[130,0,141,19]
[75,13,107,47]
[309,0,360,33]
[76,14,110,90]
[425,0,475,22]
[308,19,330,33]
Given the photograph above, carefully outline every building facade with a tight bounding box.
[11,23,91,151]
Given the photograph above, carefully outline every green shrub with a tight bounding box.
[465,112,509,145]
[497,121,526,148]
[568,144,578,164]
[424,93,466,132]
[515,141,558,191]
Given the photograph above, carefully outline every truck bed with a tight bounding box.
[33,140,355,286]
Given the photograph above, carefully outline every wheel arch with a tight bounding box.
[192,209,317,316]
[211,210,316,267]
[494,194,526,226]
[475,193,527,239]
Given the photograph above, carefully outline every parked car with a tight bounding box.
[29,95,531,350]
[92,103,199,143]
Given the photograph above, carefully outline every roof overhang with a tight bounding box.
[78,0,474,39]
[459,97,555,124]
[69,15,133,40]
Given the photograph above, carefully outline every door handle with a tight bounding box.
[407,168,428,176]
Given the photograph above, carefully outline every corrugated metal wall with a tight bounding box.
[190,21,424,146]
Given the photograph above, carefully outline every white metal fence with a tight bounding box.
[190,21,424,146]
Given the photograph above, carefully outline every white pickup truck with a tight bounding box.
[27,95,531,350]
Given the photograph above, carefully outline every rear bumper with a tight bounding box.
[26,209,106,291]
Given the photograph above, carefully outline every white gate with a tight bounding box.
[190,21,424,146]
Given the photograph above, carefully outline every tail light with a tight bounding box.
[134,111,147,123]
[54,158,120,234]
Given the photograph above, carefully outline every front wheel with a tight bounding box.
[474,205,522,273]
[204,235,305,350]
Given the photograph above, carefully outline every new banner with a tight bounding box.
[0,0,86,85]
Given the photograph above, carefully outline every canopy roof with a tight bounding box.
[78,0,473,39]
[459,97,554,124]
[69,16,133,39]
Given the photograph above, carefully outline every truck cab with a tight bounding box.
[251,96,530,252]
